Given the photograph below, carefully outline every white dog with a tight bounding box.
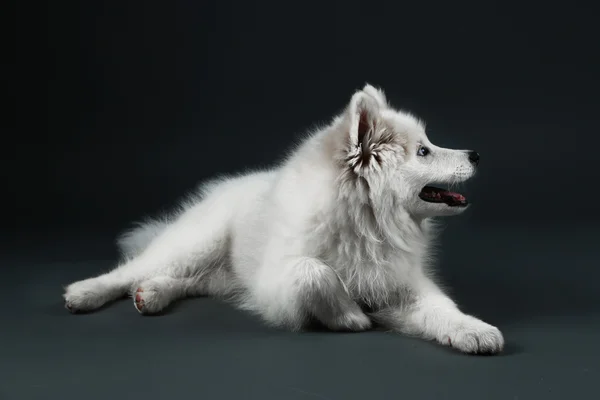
[63,84,504,354]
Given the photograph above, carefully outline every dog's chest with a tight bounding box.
[317,232,418,308]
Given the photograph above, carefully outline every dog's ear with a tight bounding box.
[347,90,380,149]
[362,83,388,108]
[342,88,383,169]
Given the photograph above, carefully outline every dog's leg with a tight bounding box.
[371,275,504,354]
[62,271,133,313]
[64,198,231,313]
[254,257,371,331]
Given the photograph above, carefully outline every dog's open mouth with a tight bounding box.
[419,186,468,207]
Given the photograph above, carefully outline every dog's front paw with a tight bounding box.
[331,309,372,332]
[442,316,504,354]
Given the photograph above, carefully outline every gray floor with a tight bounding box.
[3,223,598,399]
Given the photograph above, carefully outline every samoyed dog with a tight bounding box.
[63,84,504,354]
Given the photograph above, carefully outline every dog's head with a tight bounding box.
[332,84,479,219]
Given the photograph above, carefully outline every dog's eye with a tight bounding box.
[417,145,430,157]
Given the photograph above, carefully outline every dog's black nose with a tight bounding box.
[468,151,480,166]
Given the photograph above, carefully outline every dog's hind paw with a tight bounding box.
[132,279,172,315]
[63,278,109,313]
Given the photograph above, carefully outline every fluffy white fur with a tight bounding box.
[63,84,504,354]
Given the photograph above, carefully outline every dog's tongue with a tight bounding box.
[443,190,466,202]
[419,186,468,206]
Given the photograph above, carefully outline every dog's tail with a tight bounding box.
[116,218,170,259]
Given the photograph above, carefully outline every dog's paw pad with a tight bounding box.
[134,288,145,312]
[132,285,166,315]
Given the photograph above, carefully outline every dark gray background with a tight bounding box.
[7,1,599,399]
